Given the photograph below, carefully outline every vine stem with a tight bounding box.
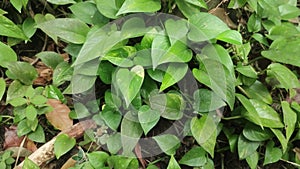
[280,159,300,167]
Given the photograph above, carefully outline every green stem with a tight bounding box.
[222,116,243,120]
[280,159,300,167]
[237,86,251,98]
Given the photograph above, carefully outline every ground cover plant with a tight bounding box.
[0,0,300,168]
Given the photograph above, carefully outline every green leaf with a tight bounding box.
[98,61,116,84]
[151,33,192,69]
[117,0,161,16]
[26,105,37,121]
[238,134,260,159]
[23,157,39,169]
[242,123,273,141]
[101,106,122,131]
[10,0,28,13]
[193,59,235,110]
[263,141,282,165]
[167,155,181,169]
[282,101,297,140]
[6,80,29,103]
[54,134,76,159]
[9,97,27,107]
[0,15,28,40]
[46,0,76,5]
[107,155,138,169]
[0,41,17,68]
[160,63,188,91]
[107,133,122,154]
[216,30,242,45]
[236,94,284,128]
[69,2,102,24]
[279,4,300,20]
[120,17,151,39]
[242,81,272,104]
[22,17,37,39]
[116,65,144,107]
[193,89,226,112]
[138,105,160,135]
[31,95,48,105]
[270,128,288,153]
[266,63,300,89]
[69,103,91,119]
[87,151,109,168]
[65,74,96,94]
[53,62,73,87]
[0,78,5,101]
[179,146,207,167]
[185,0,207,8]
[245,152,259,169]
[28,125,45,143]
[153,134,180,156]
[45,85,66,103]
[7,62,38,85]
[121,112,143,156]
[190,115,217,145]
[149,93,185,120]
[247,14,261,33]
[17,119,31,136]
[188,12,229,42]
[94,0,122,19]
[37,18,89,44]
[165,19,189,46]
[175,0,202,18]
[36,51,64,69]
[236,65,257,79]
[262,38,300,67]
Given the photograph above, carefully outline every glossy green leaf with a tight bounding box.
[53,62,73,87]
[64,74,96,94]
[138,105,160,135]
[247,14,261,33]
[28,125,45,143]
[193,59,235,110]
[120,17,151,39]
[46,0,76,5]
[175,0,202,18]
[191,115,217,145]
[193,89,226,112]
[87,151,109,168]
[45,85,66,103]
[54,134,76,159]
[104,46,135,67]
[149,93,185,120]
[268,22,300,40]
[245,152,259,169]
[242,81,272,104]
[23,157,39,169]
[165,19,189,46]
[188,12,229,42]
[238,134,260,159]
[22,17,37,39]
[116,65,144,107]
[9,97,27,107]
[266,63,300,89]
[7,62,38,85]
[242,123,273,141]
[282,101,296,140]
[153,134,180,156]
[216,30,242,45]
[69,2,101,24]
[263,141,282,165]
[236,65,257,79]
[270,128,288,153]
[117,0,161,15]
[167,155,181,169]
[0,42,17,68]
[17,119,31,136]
[179,146,207,167]
[107,133,122,154]
[0,78,5,101]
[237,94,284,128]
[94,0,122,19]
[98,61,116,84]
[10,0,28,13]
[101,106,122,131]
[262,38,300,67]
[279,4,300,20]
[0,15,28,40]
[107,155,139,169]
[151,33,192,69]
[185,0,207,8]
[37,18,89,44]
[70,103,91,119]
[121,112,143,156]
[160,63,188,91]
[36,51,64,69]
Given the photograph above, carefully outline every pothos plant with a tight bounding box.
[0,0,300,168]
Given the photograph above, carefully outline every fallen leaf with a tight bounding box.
[210,8,237,29]
[46,99,73,130]
[61,156,77,169]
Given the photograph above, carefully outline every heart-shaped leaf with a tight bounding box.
[263,141,282,165]
[54,134,76,159]
[238,134,260,159]
[153,134,180,156]
[160,63,188,91]
[117,0,161,16]
[7,62,38,85]
[167,155,181,169]
[281,101,296,140]
[179,146,207,167]
[138,105,160,135]
[0,42,17,68]
[116,65,144,107]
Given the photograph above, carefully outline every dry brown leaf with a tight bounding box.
[46,99,73,130]
[210,7,237,29]
[61,157,77,169]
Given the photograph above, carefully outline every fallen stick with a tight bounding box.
[15,120,97,169]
